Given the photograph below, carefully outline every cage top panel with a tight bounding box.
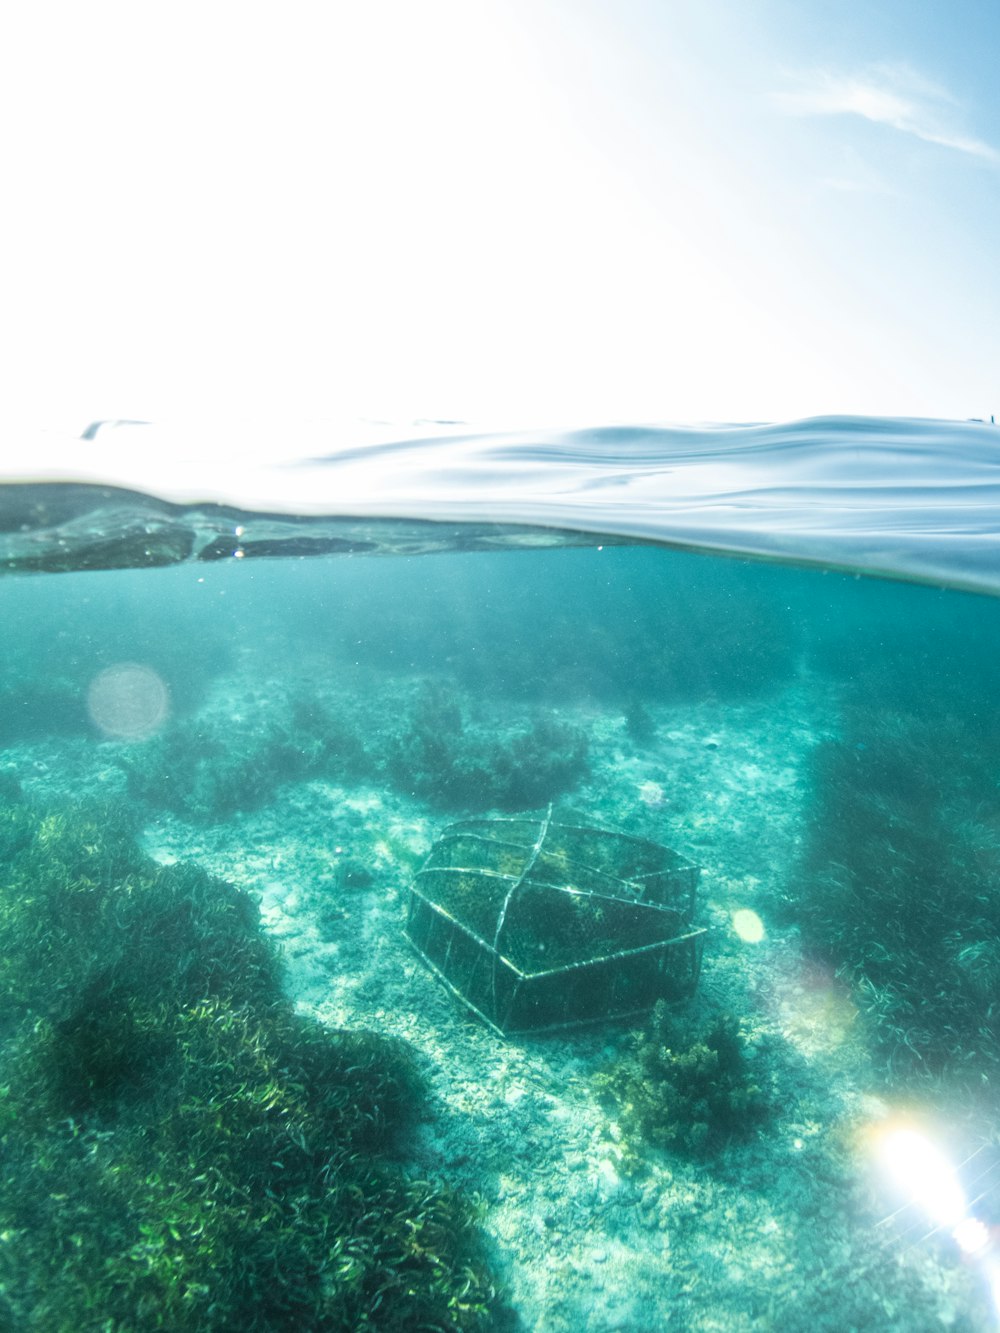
[446,814,693,874]
[415,812,699,975]
[424,816,696,898]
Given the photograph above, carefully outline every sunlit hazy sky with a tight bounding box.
[1,0,997,430]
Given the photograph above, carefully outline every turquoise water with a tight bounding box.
[1,418,999,1330]
[6,413,1000,590]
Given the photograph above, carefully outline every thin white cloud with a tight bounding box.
[815,146,900,197]
[817,172,896,196]
[774,63,1000,164]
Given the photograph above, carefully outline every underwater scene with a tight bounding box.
[1,420,1000,1331]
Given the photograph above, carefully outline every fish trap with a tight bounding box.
[405,808,706,1035]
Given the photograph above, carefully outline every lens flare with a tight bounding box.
[870,1119,1000,1324]
[732,908,765,943]
[876,1126,966,1229]
[87,663,170,740]
[953,1217,990,1257]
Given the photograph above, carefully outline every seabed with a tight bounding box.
[8,647,993,1331]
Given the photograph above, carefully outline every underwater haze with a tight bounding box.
[1,416,999,1331]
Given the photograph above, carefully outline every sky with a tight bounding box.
[0,0,997,433]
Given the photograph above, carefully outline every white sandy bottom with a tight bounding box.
[128,676,986,1332]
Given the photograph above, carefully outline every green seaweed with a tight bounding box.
[0,797,499,1330]
[787,709,1000,1104]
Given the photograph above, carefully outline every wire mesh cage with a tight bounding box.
[405,807,706,1035]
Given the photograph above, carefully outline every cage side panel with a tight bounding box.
[634,866,700,914]
[490,968,526,1034]
[606,948,675,1013]
[406,892,441,959]
[656,932,706,1001]
[443,928,521,1030]
[504,968,589,1031]
[501,888,688,974]
[503,932,707,1032]
[439,924,490,1016]
[406,891,524,1031]
[505,953,658,1030]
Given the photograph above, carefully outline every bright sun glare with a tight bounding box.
[2,0,997,430]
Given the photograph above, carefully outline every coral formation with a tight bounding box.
[595,1003,769,1158]
[121,678,589,822]
[120,692,365,821]
[385,684,590,811]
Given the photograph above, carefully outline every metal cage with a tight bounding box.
[405,808,706,1035]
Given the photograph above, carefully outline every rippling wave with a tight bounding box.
[1,415,998,593]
